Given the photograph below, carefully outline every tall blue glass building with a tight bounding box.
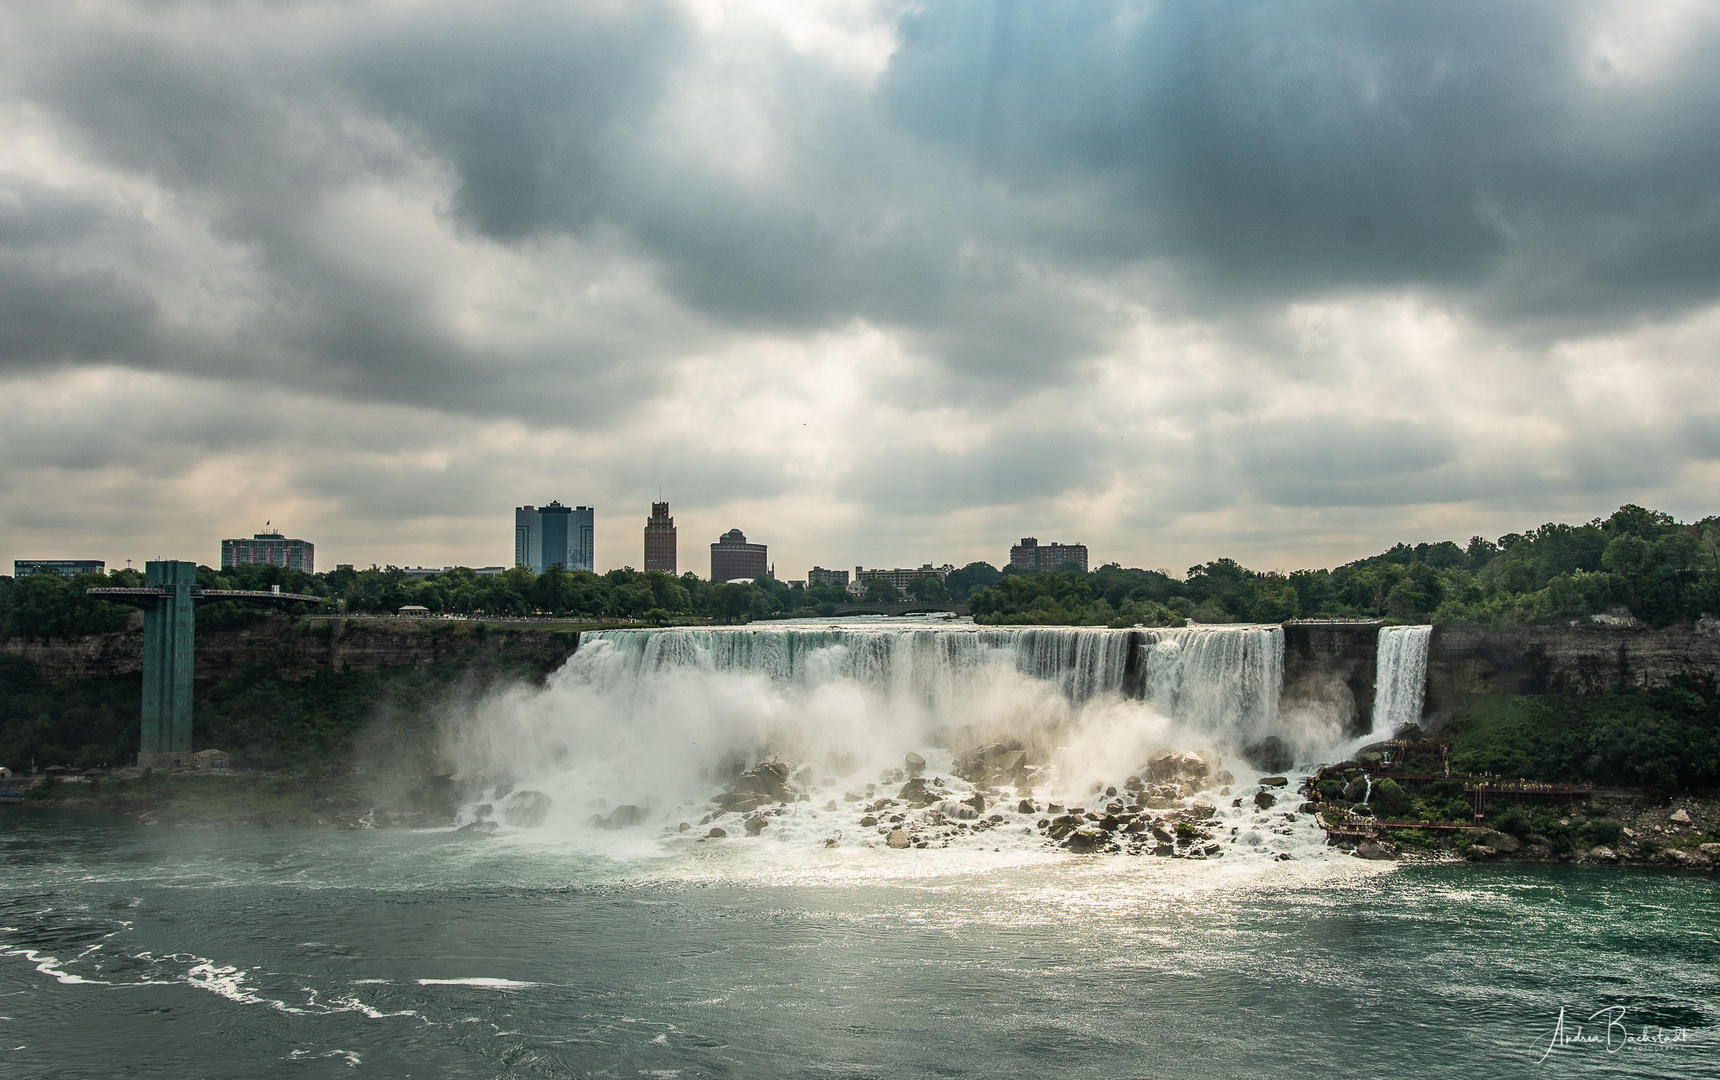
[514,502,594,573]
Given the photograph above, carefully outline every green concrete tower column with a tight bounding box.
[140,560,197,758]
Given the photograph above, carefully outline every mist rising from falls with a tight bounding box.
[1368,625,1432,742]
[446,624,1314,821]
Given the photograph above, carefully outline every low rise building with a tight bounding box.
[223,528,314,572]
[853,564,955,593]
[1009,537,1088,574]
[711,529,769,582]
[808,566,850,589]
[13,559,104,578]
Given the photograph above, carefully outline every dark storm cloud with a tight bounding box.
[878,1,1720,327]
[10,0,1717,410]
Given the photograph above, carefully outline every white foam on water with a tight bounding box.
[416,978,538,989]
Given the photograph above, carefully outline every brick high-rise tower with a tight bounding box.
[644,502,677,574]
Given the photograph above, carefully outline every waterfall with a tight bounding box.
[1370,625,1431,739]
[449,623,1290,818]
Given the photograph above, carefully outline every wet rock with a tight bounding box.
[1065,829,1106,853]
[897,777,929,802]
[1146,751,1210,784]
[843,791,864,802]
[1356,751,1384,767]
[1670,809,1693,826]
[1190,842,1222,858]
[904,752,926,777]
[1475,830,1520,854]
[1213,770,1236,787]
[1150,824,1176,844]
[1186,801,1218,820]
[938,800,978,821]
[886,829,912,849]
[502,790,552,828]
[713,791,761,810]
[1342,778,1369,802]
[1699,843,1720,857]
[472,803,493,820]
[707,827,727,838]
[964,793,986,815]
[1152,843,1174,856]
[1259,776,1289,788]
[1017,799,1036,814]
[1585,845,1618,863]
[457,820,498,834]
[493,782,514,801]
[792,766,814,785]
[1240,737,1292,773]
[860,815,878,827]
[743,815,769,837]
[597,804,645,830]
[1253,791,1277,810]
[678,821,690,832]
[1354,840,1394,860]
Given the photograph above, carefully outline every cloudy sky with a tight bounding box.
[3,0,1718,578]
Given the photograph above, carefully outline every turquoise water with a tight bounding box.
[2,811,1715,1078]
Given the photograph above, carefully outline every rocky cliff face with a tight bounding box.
[2,616,579,682]
[1425,622,1720,723]
[1281,622,1380,737]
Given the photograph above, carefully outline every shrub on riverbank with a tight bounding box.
[1447,682,1720,791]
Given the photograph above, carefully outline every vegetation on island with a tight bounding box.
[966,504,1720,627]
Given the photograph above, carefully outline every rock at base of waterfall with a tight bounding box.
[898,777,929,801]
[1186,800,1217,820]
[1146,751,1211,785]
[1392,723,1423,742]
[904,752,926,777]
[1354,840,1394,860]
[1356,751,1385,767]
[1583,845,1618,862]
[1017,799,1036,814]
[964,793,986,814]
[707,827,727,838]
[937,800,978,821]
[457,820,498,834]
[1670,808,1693,825]
[743,815,768,836]
[1065,829,1104,854]
[1342,778,1369,802]
[1240,737,1293,773]
[1213,770,1236,787]
[1259,776,1289,788]
[593,804,645,830]
[886,829,912,848]
[501,790,552,828]
[1253,791,1277,810]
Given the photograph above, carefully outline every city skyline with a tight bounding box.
[3,5,1719,581]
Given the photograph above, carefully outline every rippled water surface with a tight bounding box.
[2,811,1717,1079]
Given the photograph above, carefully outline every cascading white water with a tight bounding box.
[444,620,1346,864]
[1369,625,1432,741]
[448,623,1296,809]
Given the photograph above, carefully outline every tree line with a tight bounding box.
[1,504,1716,641]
